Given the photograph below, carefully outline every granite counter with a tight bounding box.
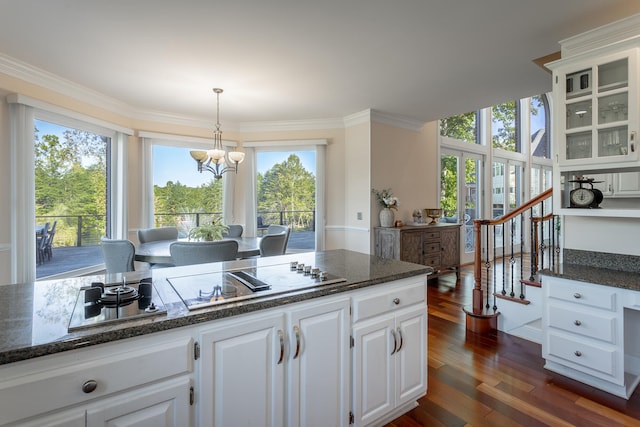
[0,249,432,365]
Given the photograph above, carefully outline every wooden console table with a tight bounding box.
[374,223,461,277]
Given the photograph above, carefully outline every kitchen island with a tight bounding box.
[0,249,432,427]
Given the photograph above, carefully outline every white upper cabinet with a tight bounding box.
[553,48,639,169]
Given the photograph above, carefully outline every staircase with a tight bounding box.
[464,188,559,343]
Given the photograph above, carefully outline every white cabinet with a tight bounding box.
[197,295,351,427]
[198,311,285,427]
[0,331,194,427]
[351,278,427,426]
[287,297,350,427]
[552,48,639,169]
[541,275,640,398]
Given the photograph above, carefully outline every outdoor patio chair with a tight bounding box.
[36,221,50,265]
[100,237,135,274]
[137,226,178,244]
[169,240,239,266]
[44,220,57,261]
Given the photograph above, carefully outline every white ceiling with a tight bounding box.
[1,0,640,126]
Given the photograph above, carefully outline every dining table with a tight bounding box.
[134,236,261,264]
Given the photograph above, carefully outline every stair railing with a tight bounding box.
[471,188,558,316]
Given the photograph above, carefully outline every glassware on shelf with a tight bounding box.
[566,132,592,160]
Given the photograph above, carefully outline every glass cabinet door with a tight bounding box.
[560,50,638,166]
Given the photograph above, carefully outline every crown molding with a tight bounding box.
[0,52,425,133]
[559,12,640,58]
[343,109,425,131]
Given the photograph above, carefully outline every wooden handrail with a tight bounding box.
[471,187,553,314]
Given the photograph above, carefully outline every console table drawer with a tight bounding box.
[422,231,440,241]
[423,241,439,254]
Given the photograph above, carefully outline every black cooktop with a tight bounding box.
[167,263,346,310]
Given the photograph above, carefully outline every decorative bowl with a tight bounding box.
[425,208,442,224]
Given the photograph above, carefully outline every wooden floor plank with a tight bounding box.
[384,266,640,427]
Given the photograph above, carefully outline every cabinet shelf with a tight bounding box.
[557,207,640,218]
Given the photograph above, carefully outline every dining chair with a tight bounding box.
[137,226,179,243]
[169,240,239,266]
[266,225,290,251]
[100,237,135,274]
[259,233,288,257]
[223,224,243,237]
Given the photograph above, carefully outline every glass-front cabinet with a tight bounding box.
[555,49,638,169]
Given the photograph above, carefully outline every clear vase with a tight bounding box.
[379,208,395,227]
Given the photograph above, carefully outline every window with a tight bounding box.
[439,111,478,144]
[530,95,550,159]
[34,119,111,279]
[256,150,316,251]
[492,101,519,152]
[152,144,224,236]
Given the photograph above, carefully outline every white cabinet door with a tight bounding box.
[86,377,191,427]
[352,313,395,426]
[9,409,85,427]
[199,311,285,427]
[287,297,350,427]
[395,305,427,407]
[614,171,640,196]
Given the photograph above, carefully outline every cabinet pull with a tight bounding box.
[82,380,98,394]
[292,325,301,360]
[390,329,398,355]
[277,330,285,365]
[573,293,582,299]
[396,327,404,352]
[574,350,582,357]
[574,320,582,326]
[631,131,636,153]
[393,298,400,305]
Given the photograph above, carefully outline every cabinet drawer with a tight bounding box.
[0,333,193,425]
[547,281,617,311]
[423,241,439,254]
[423,255,440,268]
[548,304,617,343]
[422,231,440,240]
[547,332,618,379]
[352,278,426,323]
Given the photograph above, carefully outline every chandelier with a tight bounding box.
[190,88,245,180]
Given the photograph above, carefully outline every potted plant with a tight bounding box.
[188,221,229,241]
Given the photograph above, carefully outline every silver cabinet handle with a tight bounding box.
[292,325,301,360]
[573,293,582,299]
[277,330,285,365]
[574,350,582,357]
[393,298,400,305]
[390,329,398,355]
[82,380,97,394]
[396,327,404,352]
[574,320,582,326]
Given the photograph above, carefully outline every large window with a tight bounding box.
[530,95,550,159]
[492,101,519,152]
[440,111,478,144]
[34,119,111,279]
[256,150,316,251]
[152,144,224,236]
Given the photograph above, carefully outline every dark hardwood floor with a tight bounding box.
[386,266,640,427]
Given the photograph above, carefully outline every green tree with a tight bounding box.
[257,154,315,229]
[440,111,476,142]
[492,101,517,151]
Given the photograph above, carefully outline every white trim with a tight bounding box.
[138,131,238,148]
[6,93,134,135]
[343,109,425,132]
[325,225,370,233]
[239,118,344,132]
[243,139,328,148]
[559,13,640,58]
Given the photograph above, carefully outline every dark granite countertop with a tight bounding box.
[539,249,640,292]
[0,250,431,366]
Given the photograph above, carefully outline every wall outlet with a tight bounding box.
[357,212,362,220]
